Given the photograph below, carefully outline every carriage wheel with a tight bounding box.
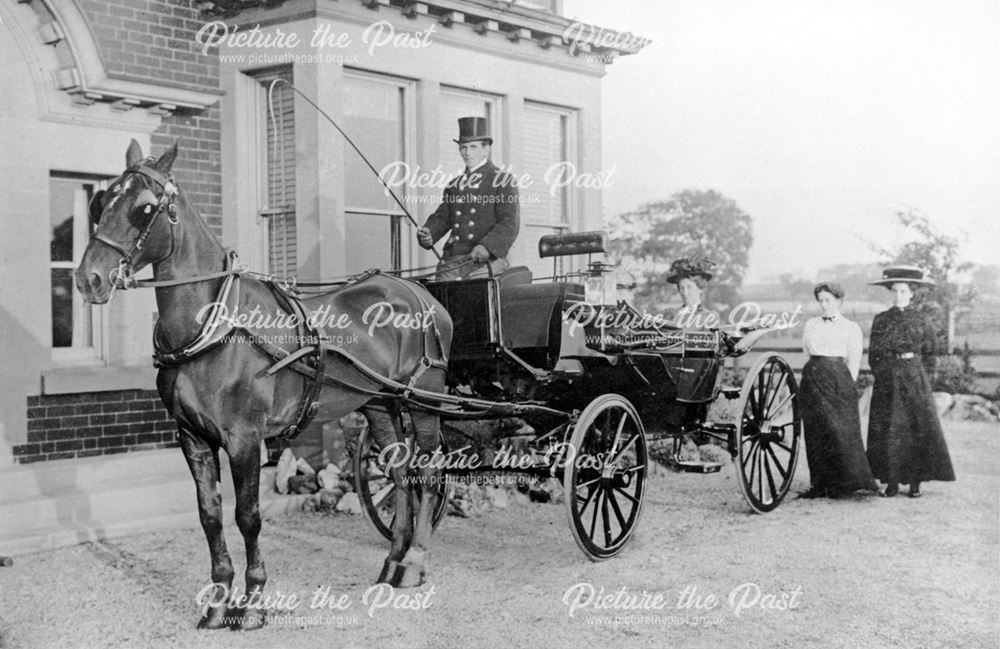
[734,353,802,513]
[354,425,450,541]
[563,394,648,561]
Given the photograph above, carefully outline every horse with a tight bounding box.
[75,140,452,630]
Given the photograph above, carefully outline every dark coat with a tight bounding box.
[423,161,519,261]
[866,306,955,485]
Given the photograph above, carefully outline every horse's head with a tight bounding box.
[75,139,180,304]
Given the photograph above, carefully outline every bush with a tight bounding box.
[932,343,978,394]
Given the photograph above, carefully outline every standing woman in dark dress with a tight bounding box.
[799,282,877,498]
[867,266,956,498]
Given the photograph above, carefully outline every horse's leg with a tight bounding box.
[227,438,267,631]
[179,428,235,630]
[364,404,414,586]
[397,408,442,588]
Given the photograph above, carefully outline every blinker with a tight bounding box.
[89,190,106,225]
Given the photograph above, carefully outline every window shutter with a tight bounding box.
[257,67,297,278]
[510,104,570,277]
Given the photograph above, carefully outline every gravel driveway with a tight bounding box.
[0,421,996,649]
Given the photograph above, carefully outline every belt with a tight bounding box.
[809,355,844,360]
[895,352,916,359]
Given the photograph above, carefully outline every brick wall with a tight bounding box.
[13,391,177,464]
[79,0,223,234]
[78,0,218,94]
[153,109,223,234]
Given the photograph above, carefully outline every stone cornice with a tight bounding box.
[200,0,650,61]
[21,0,222,116]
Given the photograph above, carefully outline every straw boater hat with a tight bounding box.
[868,265,936,288]
[666,254,715,284]
[453,117,493,145]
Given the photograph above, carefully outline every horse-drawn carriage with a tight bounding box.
[78,141,800,629]
[354,230,802,560]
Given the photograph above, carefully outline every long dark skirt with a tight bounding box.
[867,358,955,486]
[800,357,877,494]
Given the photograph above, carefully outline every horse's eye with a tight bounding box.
[89,190,106,225]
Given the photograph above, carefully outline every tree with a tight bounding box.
[606,189,753,308]
[868,205,974,350]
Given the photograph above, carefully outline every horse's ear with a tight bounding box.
[153,141,179,173]
[126,139,143,166]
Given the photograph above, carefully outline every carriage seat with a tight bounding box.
[498,265,532,288]
[499,282,583,368]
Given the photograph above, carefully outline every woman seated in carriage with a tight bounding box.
[666,254,721,330]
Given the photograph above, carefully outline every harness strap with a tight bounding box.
[263,280,328,440]
[153,271,241,367]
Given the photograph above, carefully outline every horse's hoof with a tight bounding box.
[377,559,404,586]
[397,563,425,589]
[196,608,231,631]
[231,610,266,632]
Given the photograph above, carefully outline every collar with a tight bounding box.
[821,314,839,322]
[464,159,489,175]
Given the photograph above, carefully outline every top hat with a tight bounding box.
[666,254,715,284]
[454,117,493,145]
[868,265,936,287]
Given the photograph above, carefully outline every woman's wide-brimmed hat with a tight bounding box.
[868,265,936,287]
[666,254,715,284]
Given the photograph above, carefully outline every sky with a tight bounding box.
[563,0,1000,282]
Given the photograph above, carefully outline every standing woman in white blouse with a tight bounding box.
[798,282,878,498]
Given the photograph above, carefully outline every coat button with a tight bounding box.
[453,224,459,229]
[456,210,462,216]
[468,221,475,226]
[467,234,474,239]
[470,208,476,214]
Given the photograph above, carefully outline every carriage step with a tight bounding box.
[673,460,724,473]
[720,387,741,400]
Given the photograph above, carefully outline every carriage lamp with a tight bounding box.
[584,261,617,305]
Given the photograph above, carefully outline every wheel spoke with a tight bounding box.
[601,489,613,547]
[744,439,760,484]
[610,431,640,466]
[575,475,602,491]
[748,386,761,420]
[577,483,600,513]
[613,486,640,506]
[763,366,785,415]
[772,438,796,454]
[762,444,778,501]
[742,438,760,469]
[757,446,766,500]
[606,487,628,529]
[608,408,628,461]
[371,484,394,510]
[764,441,790,481]
[588,484,604,540]
[767,389,796,421]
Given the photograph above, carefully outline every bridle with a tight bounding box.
[90,159,180,290]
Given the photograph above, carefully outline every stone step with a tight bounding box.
[0,450,314,558]
[0,448,191,505]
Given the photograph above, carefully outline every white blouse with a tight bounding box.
[801,315,863,380]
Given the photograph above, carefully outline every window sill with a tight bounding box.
[41,365,158,395]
